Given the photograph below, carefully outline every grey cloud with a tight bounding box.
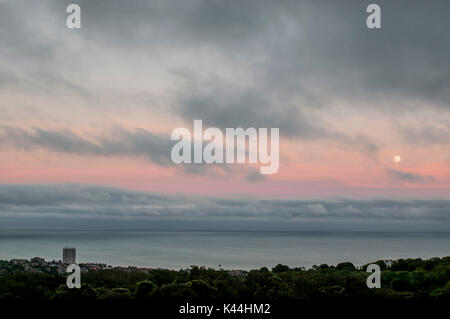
[172,73,323,138]
[0,71,21,89]
[47,0,280,51]
[0,2,58,61]
[2,1,449,108]
[0,2,93,99]
[55,0,450,108]
[0,126,173,166]
[387,169,435,183]
[329,132,380,157]
[0,126,266,178]
[172,71,380,157]
[263,0,450,108]
[0,68,92,100]
[0,184,449,223]
[399,123,450,145]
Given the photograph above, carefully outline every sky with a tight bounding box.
[0,1,449,229]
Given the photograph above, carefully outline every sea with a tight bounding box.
[0,229,449,270]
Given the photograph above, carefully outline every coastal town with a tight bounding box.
[0,256,155,275]
[0,247,247,277]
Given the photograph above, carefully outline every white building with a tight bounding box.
[63,247,76,264]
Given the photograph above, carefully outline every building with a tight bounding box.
[11,259,27,265]
[63,247,76,264]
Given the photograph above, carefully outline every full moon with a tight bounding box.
[394,155,401,163]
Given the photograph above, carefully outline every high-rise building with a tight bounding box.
[63,247,76,264]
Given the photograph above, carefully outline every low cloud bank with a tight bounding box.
[0,184,448,226]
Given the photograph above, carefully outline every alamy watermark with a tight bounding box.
[66,4,81,29]
[366,264,381,288]
[170,120,279,174]
[66,263,81,289]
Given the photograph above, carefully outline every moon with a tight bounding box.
[394,155,401,163]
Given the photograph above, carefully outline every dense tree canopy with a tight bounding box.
[0,257,449,301]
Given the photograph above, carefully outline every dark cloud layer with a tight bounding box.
[0,126,173,166]
[67,0,450,108]
[0,184,448,224]
[0,126,260,178]
[1,0,449,130]
[387,169,435,183]
[399,123,450,145]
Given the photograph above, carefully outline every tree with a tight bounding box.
[99,288,133,299]
[135,280,157,299]
[336,262,356,272]
[272,264,290,273]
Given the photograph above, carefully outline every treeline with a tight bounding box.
[0,257,449,301]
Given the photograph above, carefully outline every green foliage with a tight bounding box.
[0,271,64,300]
[134,280,157,299]
[51,283,99,300]
[0,256,449,301]
[99,288,133,299]
[272,264,290,273]
[336,262,356,272]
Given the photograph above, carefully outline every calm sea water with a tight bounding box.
[0,229,449,270]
